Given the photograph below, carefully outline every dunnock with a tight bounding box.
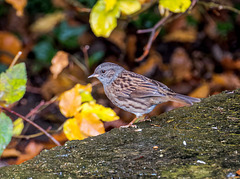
[89,62,200,125]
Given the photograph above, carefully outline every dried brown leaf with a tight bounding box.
[50,51,69,79]
[5,0,27,16]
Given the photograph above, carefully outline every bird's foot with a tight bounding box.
[120,124,137,128]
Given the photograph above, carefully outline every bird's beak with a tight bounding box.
[88,73,99,78]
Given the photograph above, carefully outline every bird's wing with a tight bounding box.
[113,70,174,98]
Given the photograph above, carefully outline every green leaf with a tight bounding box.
[217,21,233,37]
[159,0,191,13]
[90,0,120,37]
[76,0,97,8]
[54,21,88,49]
[33,39,57,64]
[118,0,141,15]
[0,64,7,73]
[88,51,105,67]
[0,63,27,104]
[80,91,94,103]
[132,9,161,29]
[0,112,13,156]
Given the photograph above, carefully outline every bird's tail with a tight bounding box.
[170,93,201,105]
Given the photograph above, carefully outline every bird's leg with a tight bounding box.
[141,114,151,122]
[132,115,145,123]
[120,116,144,128]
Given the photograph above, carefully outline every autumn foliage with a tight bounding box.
[0,0,240,166]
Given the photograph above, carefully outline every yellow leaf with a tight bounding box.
[78,83,92,93]
[80,101,119,122]
[63,118,86,140]
[63,112,105,140]
[77,112,105,137]
[90,0,120,37]
[30,12,65,34]
[58,84,82,117]
[12,118,24,136]
[58,84,94,117]
[5,0,27,16]
[104,0,117,11]
[50,51,69,79]
[118,0,141,15]
[159,0,191,13]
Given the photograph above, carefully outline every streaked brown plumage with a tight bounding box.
[89,62,200,124]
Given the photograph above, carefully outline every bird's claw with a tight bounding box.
[119,124,137,128]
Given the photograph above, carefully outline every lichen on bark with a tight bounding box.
[0,89,239,178]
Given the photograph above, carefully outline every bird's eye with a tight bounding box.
[101,70,106,74]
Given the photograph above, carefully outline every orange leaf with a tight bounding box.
[133,51,163,76]
[58,84,82,117]
[189,83,210,98]
[63,117,86,140]
[63,112,105,140]
[0,31,22,64]
[5,0,27,16]
[170,47,192,82]
[212,73,240,89]
[50,51,69,79]
[77,112,105,137]
[2,148,21,158]
[15,141,44,164]
[164,27,197,43]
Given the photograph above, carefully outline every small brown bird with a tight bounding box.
[89,62,200,126]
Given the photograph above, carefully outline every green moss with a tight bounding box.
[0,89,239,178]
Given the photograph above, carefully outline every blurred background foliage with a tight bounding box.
[0,0,240,166]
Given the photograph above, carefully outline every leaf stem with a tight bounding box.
[0,106,61,146]
[9,51,22,68]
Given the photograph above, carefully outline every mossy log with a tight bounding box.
[0,89,239,178]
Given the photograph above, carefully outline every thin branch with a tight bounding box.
[82,45,90,70]
[25,97,57,119]
[22,97,57,131]
[70,55,89,75]
[9,51,22,68]
[135,0,198,62]
[13,124,64,140]
[26,100,45,118]
[64,0,91,13]
[0,106,61,146]
[198,1,240,15]
[136,14,172,62]
[26,85,41,94]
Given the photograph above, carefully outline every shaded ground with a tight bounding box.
[0,88,239,178]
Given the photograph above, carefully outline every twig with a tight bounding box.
[136,14,172,62]
[26,85,41,94]
[135,0,198,62]
[91,80,101,87]
[64,0,91,12]
[0,106,61,146]
[9,51,22,68]
[13,124,64,140]
[26,100,45,118]
[26,97,57,119]
[70,55,89,75]
[198,1,240,15]
[82,45,90,69]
